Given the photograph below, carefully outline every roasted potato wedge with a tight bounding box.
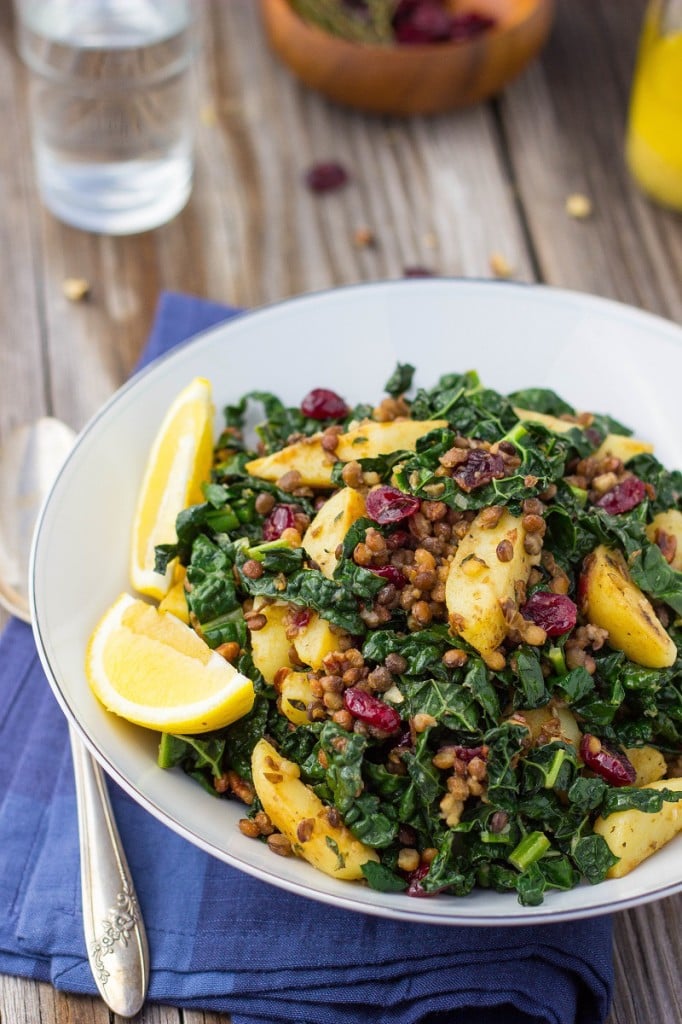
[513,407,575,433]
[302,487,366,577]
[646,509,682,572]
[246,419,448,489]
[445,509,541,667]
[593,434,654,463]
[157,565,189,623]
[279,670,315,726]
[248,598,293,684]
[516,704,582,748]
[623,746,668,786]
[334,418,448,461]
[593,777,682,878]
[294,612,347,669]
[579,545,677,668]
[245,438,333,488]
[251,738,379,879]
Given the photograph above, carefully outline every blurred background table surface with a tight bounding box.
[1,0,681,1021]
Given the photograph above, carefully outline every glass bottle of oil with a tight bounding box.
[626,0,682,211]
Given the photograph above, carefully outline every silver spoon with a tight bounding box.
[0,418,149,1017]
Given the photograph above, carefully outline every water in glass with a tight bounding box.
[16,0,196,234]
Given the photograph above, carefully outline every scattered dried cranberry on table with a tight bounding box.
[303,161,350,193]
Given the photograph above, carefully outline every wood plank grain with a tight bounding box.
[0,976,111,1023]
[0,2,50,436]
[112,1003,183,1024]
[609,897,682,1024]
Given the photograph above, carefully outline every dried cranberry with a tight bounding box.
[394,1,453,43]
[596,476,646,515]
[580,734,636,787]
[300,387,349,420]
[343,687,402,734]
[366,486,420,525]
[369,564,408,589]
[406,862,431,896]
[403,266,436,277]
[452,448,506,492]
[449,12,495,41]
[262,503,298,540]
[521,591,578,638]
[290,607,312,630]
[304,162,349,193]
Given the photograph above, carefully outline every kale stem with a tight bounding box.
[509,831,551,871]
[544,748,566,789]
[548,646,568,677]
[246,538,292,561]
[502,421,529,447]
[432,385,466,421]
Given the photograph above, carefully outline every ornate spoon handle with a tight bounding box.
[69,727,149,1017]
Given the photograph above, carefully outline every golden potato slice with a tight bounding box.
[646,509,682,572]
[245,438,333,488]
[579,545,677,668]
[335,418,448,462]
[593,434,654,463]
[516,704,582,748]
[294,612,347,669]
[445,509,541,667]
[302,487,366,578]
[251,738,379,879]
[512,407,574,433]
[623,746,668,786]
[279,670,315,726]
[593,777,682,878]
[248,598,293,684]
[245,419,448,489]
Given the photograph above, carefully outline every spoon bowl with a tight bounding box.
[0,417,76,621]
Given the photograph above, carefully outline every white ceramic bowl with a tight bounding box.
[30,279,682,925]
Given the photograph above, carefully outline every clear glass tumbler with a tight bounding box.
[15,0,197,234]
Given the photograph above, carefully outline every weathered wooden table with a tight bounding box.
[1,1,680,1021]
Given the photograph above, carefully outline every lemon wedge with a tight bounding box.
[130,376,214,600]
[86,593,254,733]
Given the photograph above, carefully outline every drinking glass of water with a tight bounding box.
[15,0,197,235]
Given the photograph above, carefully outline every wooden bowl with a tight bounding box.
[259,0,555,115]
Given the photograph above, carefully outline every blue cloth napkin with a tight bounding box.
[0,291,614,1024]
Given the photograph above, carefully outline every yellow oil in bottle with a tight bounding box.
[626,2,682,211]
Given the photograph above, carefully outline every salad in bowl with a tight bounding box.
[87,362,682,907]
